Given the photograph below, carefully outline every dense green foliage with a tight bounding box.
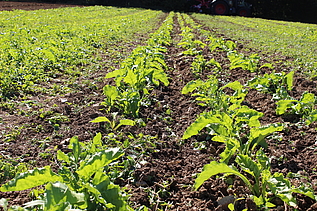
[104,12,173,117]
[1,135,130,210]
[178,12,317,209]
[72,0,317,23]
[0,6,161,99]
[193,14,317,77]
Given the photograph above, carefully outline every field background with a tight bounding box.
[0,2,317,211]
[0,1,80,10]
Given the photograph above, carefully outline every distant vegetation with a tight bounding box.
[3,0,315,23]
[37,0,317,23]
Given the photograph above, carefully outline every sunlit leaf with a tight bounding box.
[0,166,62,192]
[194,161,251,191]
[285,71,294,90]
[90,117,111,123]
[76,148,124,180]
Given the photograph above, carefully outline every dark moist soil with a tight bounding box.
[1,3,317,210]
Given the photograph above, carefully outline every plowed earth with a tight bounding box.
[0,1,81,11]
[0,3,317,211]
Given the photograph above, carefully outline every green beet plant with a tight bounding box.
[177,27,206,56]
[190,55,222,77]
[90,114,135,132]
[228,52,260,73]
[182,78,266,161]
[181,75,229,108]
[103,13,173,117]
[207,36,237,52]
[182,77,316,209]
[247,71,294,100]
[182,79,283,163]
[104,45,169,117]
[246,70,317,124]
[178,13,317,209]
[194,149,317,209]
[177,13,206,56]
[148,12,174,47]
[0,134,131,211]
[276,91,317,125]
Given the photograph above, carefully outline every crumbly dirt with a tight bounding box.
[0,1,81,11]
[0,2,317,210]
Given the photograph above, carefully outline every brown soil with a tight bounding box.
[0,2,317,211]
[0,1,81,11]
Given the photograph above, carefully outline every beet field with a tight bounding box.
[1,4,317,211]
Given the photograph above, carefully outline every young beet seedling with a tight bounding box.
[228,52,260,73]
[0,134,131,211]
[276,91,317,125]
[90,112,136,132]
[194,149,317,210]
[247,71,294,100]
